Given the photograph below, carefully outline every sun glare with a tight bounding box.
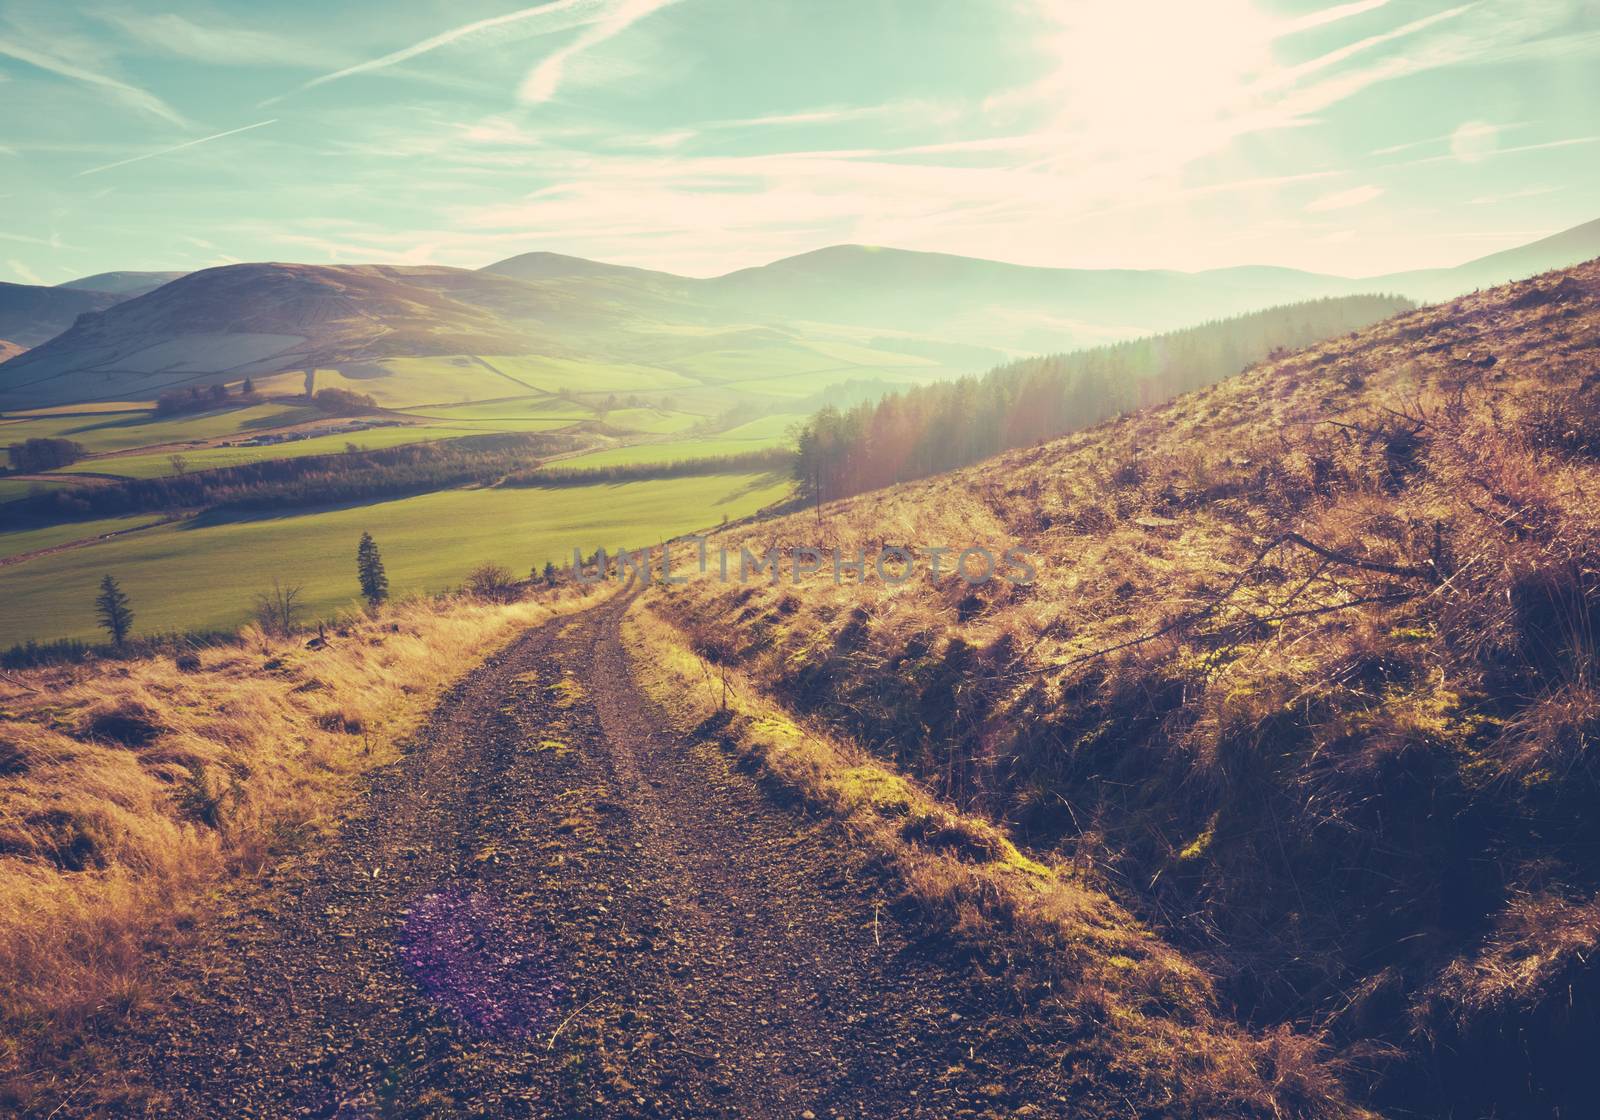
[1038,0,1280,158]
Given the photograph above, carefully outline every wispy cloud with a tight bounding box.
[96,11,351,70]
[270,0,664,104]
[518,0,678,103]
[0,231,66,248]
[0,35,187,125]
[76,119,278,177]
[1306,185,1384,213]
[1278,0,1391,37]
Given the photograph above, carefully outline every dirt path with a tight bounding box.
[55,595,1072,1118]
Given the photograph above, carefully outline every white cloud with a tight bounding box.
[1450,120,1499,163]
[1306,185,1384,212]
[517,0,677,103]
[1278,0,1391,36]
[0,35,186,125]
[272,0,668,104]
[96,11,351,69]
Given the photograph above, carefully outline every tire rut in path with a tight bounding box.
[62,596,1073,1118]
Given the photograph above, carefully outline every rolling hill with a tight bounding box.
[1379,215,1600,300]
[642,258,1600,1118]
[4,218,1595,415]
[0,263,626,409]
[0,281,122,349]
[58,270,188,297]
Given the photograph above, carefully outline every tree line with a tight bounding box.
[502,447,794,487]
[792,293,1414,502]
[9,431,590,519]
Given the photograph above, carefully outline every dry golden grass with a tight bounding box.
[639,261,1600,1114]
[0,586,600,1090]
[625,601,1368,1118]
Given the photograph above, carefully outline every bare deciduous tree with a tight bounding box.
[253,578,304,637]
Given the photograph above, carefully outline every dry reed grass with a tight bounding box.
[0,586,600,1095]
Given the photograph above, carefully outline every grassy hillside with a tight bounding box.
[642,260,1600,1117]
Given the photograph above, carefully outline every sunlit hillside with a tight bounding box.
[643,259,1600,1117]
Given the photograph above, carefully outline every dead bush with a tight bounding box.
[465,563,520,602]
[314,709,366,735]
[75,700,167,748]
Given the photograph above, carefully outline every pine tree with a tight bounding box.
[542,560,558,586]
[95,574,134,646]
[356,532,389,606]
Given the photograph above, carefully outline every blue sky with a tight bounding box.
[1,0,1596,282]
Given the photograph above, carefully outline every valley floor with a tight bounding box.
[44,594,1088,1118]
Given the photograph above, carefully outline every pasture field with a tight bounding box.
[252,358,533,408]
[56,425,516,479]
[477,355,698,394]
[602,407,704,434]
[0,402,318,455]
[399,395,595,421]
[555,415,800,468]
[0,477,73,503]
[0,513,166,560]
[0,472,792,644]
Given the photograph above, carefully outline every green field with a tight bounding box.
[0,473,792,645]
[603,407,704,435]
[0,402,318,455]
[478,355,698,394]
[401,395,595,422]
[0,477,75,503]
[57,425,524,480]
[0,514,166,560]
[250,358,536,408]
[556,415,799,468]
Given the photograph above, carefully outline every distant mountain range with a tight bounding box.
[2,217,1596,411]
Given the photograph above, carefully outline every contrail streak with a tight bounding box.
[77,119,279,177]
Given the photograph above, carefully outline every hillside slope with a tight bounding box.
[1379,216,1600,300]
[0,263,610,409]
[645,258,1600,1117]
[0,282,122,349]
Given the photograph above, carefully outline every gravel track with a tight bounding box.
[57,594,1075,1118]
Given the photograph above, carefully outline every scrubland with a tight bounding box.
[0,586,597,1099]
[641,261,1600,1116]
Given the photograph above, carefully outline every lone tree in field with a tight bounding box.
[95,574,134,646]
[356,532,389,606]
